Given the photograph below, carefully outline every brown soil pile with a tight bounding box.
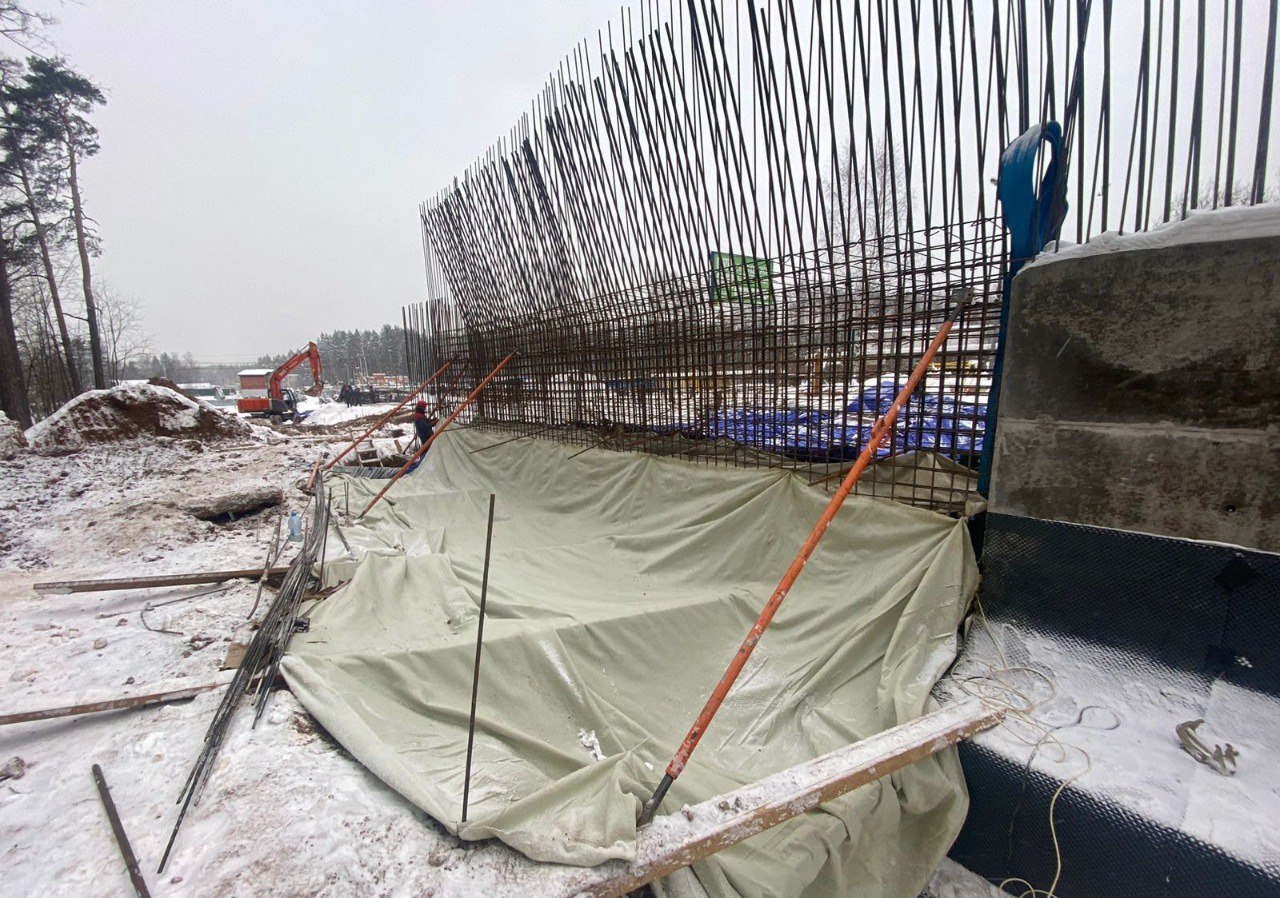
[26,383,253,449]
[147,376,194,399]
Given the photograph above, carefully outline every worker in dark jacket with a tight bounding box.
[412,400,435,449]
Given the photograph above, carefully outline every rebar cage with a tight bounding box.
[402,0,1279,513]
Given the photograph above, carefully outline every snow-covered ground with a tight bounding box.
[0,425,1001,897]
[293,398,400,426]
[944,620,1280,871]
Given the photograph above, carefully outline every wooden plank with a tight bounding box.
[32,567,291,596]
[538,700,1003,898]
[0,683,224,727]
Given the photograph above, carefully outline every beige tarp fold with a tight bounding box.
[283,428,978,898]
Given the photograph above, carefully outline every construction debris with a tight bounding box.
[0,756,27,781]
[324,361,452,469]
[1177,718,1240,776]
[24,383,253,450]
[181,485,283,523]
[160,474,330,872]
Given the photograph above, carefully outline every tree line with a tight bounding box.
[0,6,131,427]
[253,326,407,386]
[99,325,409,390]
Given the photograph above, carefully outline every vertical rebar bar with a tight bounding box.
[461,493,497,824]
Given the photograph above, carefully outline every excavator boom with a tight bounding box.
[269,342,324,398]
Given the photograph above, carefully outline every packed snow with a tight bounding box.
[293,397,400,426]
[1027,203,1280,270]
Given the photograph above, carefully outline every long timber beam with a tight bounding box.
[528,699,1003,897]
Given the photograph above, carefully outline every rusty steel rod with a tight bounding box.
[638,289,974,825]
[92,764,152,898]
[359,353,516,518]
[324,360,454,470]
[461,493,497,823]
[2,683,223,727]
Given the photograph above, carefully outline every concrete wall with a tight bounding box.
[989,235,1279,553]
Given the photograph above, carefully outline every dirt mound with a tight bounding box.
[0,411,27,459]
[147,376,193,399]
[25,383,253,449]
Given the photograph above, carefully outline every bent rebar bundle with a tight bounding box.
[159,474,331,872]
[402,0,1280,513]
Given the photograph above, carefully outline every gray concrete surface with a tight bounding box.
[989,235,1279,552]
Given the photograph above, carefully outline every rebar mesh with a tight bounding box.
[401,0,1279,513]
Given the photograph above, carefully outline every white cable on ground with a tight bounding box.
[945,595,1120,898]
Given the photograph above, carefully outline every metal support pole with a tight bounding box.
[324,360,454,471]
[359,352,516,518]
[638,290,973,826]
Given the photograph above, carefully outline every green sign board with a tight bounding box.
[709,251,774,304]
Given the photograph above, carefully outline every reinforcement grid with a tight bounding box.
[406,218,1003,511]
[399,0,1279,513]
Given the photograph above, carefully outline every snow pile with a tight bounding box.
[0,410,27,459]
[24,383,253,450]
[1028,203,1280,269]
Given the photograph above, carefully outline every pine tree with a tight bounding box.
[19,58,107,387]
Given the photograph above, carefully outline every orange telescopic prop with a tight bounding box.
[422,362,472,421]
[357,352,516,519]
[324,360,454,471]
[637,289,974,825]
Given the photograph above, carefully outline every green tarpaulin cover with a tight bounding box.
[283,428,978,898]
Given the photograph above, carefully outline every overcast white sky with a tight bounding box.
[43,2,1278,364]
[48,1,619,362]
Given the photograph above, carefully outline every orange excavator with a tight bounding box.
[236,342,325,422]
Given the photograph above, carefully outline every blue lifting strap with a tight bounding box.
[977,122,1069,497]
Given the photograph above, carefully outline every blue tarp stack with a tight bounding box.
[709,375,987,462]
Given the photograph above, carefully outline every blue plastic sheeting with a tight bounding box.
[709,376,986,462]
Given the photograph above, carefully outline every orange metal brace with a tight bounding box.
[638,289,975,825]
[421,362,472,423]
[358,352,517,519]
[324,360,454,471]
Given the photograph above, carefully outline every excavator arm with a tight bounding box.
[268,342,325,399]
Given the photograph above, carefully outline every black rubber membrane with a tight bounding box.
[950,513,1280,897]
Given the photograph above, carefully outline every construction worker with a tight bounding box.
[412,400,434,449]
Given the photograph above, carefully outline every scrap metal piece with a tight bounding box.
[1176,718,1240,776]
